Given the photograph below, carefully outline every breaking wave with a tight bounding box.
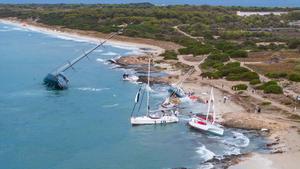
[222,131,250,148]
[77,87,110,92]
[102,103,119,108]
[196,145,215,161]
[102,52,118,56]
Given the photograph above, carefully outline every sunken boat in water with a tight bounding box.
[43,31,121,90]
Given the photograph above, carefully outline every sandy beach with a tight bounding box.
[0,18,183,56]
[2,17,300,169]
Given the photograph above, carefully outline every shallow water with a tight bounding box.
[0,23,268,169]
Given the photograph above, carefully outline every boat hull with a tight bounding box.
[131,115,179,125]
[43,73,68,90]
[188,118,224,136]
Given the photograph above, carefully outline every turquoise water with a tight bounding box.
[0,23,267,169]
[1,0,300,7]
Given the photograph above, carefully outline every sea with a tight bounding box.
[1,0,300,7]
[0,22,269,169]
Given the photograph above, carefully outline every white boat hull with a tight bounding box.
[131,115,179,125]
[188,118,224,136]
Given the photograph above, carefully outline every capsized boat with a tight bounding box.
[130,57,179,125]
[188,88,224,136]
[44,31,121,90]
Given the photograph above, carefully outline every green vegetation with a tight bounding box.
[232,84,248,91]
[0,3,299,85]
[202,61,260,82]
[250,79,261,85]
[265,72,288,79]
[288,73,300,82]
[178,43,213,56]
[257,81,283,94]
[160,50,178,60]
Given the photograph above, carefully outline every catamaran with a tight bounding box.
[188,88,224,135]
[130,57,179,125]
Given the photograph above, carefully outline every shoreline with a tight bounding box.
[2,17,300,169]
[0,17,182,56]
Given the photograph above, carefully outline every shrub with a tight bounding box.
[201,59,224,69]
[201,71,222,79]
[294,64,300,72]
[265,72,287,79]
[160,50,177,60]
[288,39,300,49]
[288,73,300,82]
[257,80,278,90]
[227,50,248,58]
[178,43,213,56]
[232,84,248,91]
[257,80,283,94]
[207,52,230,62]
[250,79,261,85]
[264,85,283,94]
[240,72,259,81]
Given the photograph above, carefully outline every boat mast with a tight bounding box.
[211,88,216,124]
[52,32,118,75]
[146,56,151,116]
[206,87,213,121]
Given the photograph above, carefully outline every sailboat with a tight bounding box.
[161,68,194,108]
[130,57,179,125]
[188,88,224,135]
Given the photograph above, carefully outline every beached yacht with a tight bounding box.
[188,88,224,135]
[130,57,179,125]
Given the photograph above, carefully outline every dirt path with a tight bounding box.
[173,25,204,42]
[177,55,207,74]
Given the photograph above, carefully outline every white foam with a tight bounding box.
[77,87,110,92]
[124,50,143,55]
[198,163,214,169]
[94,49,103,53]
[222,131,250,148]
[102,52,118,56]
[223,146,241,156]
[102,103,119,108]
[196,145,215,161]
[96,58,109,65]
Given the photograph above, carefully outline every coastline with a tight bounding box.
[2,17,300,169]
[0,17,182,56]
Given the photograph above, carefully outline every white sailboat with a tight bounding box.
[188,88,224,135]
[130,57,179,125]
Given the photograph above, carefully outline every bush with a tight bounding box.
[257,80,283,94]
[201,71,222,79]
[207,52,230,62]
[250,79,261,85]
[201,59,224,69]
[288,39,300,49]
[160,50,178,60]
[240,72,259,81]
[265,72,288,79]
[178,43,213,56]
[232,84,248,91]
[227,50,248,58]
[264,85,283,94]
[257,80,278,90]
[288,73,300,82]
